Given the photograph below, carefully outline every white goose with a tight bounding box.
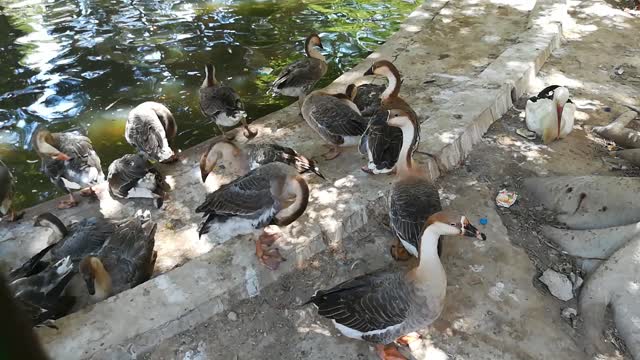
[525,85,575,144]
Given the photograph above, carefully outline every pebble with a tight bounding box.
[227,311,238,322]
[539,269,573,301]
[561,307,577,319]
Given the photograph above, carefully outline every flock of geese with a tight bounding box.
[0,32,576,358]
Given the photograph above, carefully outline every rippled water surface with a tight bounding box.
[0,0,415,208]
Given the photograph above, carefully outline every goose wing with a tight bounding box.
[125,109,170,161]
[199,85,244,119]
[272,58,325,90]
[56,133,104,187]
[50,217,114,263]
[389,178,441,252]
[107,154,153,198]
[363,112,403,170]
[195,168,275,217]
[352,84,385,117]
[306,269,411,334]
[307,96,367,137]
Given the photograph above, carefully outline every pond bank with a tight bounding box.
[1,0,570,357]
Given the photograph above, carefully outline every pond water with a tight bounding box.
[0,0,415,209]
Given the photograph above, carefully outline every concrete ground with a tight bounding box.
[2,0,638,357]
[143,0,640,358]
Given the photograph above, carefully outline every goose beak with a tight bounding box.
[200,167,210,183]
[463,223,486,240]
[83,275,95,295]
[364,66,374,76]
[55,153,71,161]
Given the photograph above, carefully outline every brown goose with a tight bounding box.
[301,90,367,160]
[199,140,325,182]
[196,162,309,270]
[200,64,257,140]
[360,61,418,175]
[107,154,167,208]
[372,109,442,260]
[78,213,157,301]
[270,33,328,108]
[306,211,486,359]
[33,129,105,209]
[125,101,177,163]
[345,83,386,118]
[0,160,22,221]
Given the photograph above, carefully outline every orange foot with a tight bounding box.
[243,126,258,140]
[256,230,285,270]
[322,145,341,160]
[79,187,96,197]
[396,332,421,346]
[375,344,407,360]
[390,239,412,261]
[361,165,375,174]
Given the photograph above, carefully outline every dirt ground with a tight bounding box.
[141,0,640,359]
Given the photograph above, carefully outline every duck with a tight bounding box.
[196,162,309,270]
[9,255,76,327]
[78,214,157,301]
[0,160,22,221]
[525,85,575,144]
[301,90,368,160]
[125,101,178,163]
[200,64,257,140]
[33,129,105,209]
[270,33,328,109]
[370,109,442,260]
[199,140,325,182]
[359,60,418,175]
[107,153,167,209]
[306,211,485,360]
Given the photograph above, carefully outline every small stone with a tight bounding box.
[570,273,584,290]
[561,307,577,319]
[227,311,238,321]
[539,269,573,301]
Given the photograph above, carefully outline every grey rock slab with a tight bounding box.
[523,176,640,230]
[542,222,640,259]
[580,235,640,358]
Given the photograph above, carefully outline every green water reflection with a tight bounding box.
[0,0,415,209]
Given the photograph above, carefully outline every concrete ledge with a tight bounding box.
[0,0,569,358]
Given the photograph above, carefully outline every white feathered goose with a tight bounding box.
[301,90,367,160]
[370,109,442,260]
[199,140,325,182]
[306,212,485,360]
[33,129,105,209]
[196,162,309,270]
[125,101,177,162]
[0,160,22,221]
[200,64,257,140]
[107,154,167,208]
[359,60,418,175]
[525,85,575,144]
[270,33,328,108]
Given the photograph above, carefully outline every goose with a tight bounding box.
[9,255,75,327]
[33,129,105,209]
[200,64,257,140]
[345,83,386,118]
[199,140,325,182]
[78,214,157,301]
[525,85,575,144]
[368,109,442,261]
[306,211,486,360]
[0,160,22,221]
[125,101,178,162]
[270,33,328,109]
[107,154,167,208]
[359,60,418,175]
[196,162,309,270]
[301,90,368,160]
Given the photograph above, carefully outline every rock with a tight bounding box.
[227,311,238,322]
[539,269,573,301]
[561,307,577,319]
[570,273,584,290]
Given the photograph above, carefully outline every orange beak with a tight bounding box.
[55,153,71,161]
